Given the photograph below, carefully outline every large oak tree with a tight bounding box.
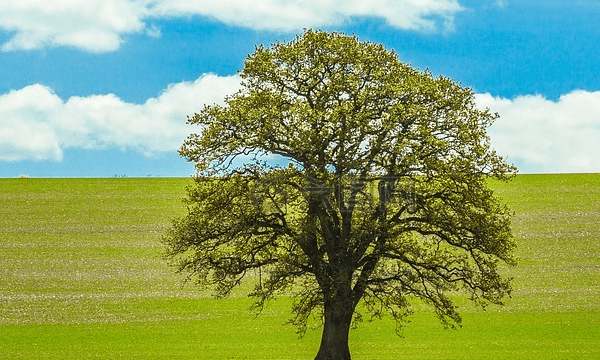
[163,30,517,360]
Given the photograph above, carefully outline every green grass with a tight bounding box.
[1,175,599,359]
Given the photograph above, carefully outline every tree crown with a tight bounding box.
[165,30,517,336]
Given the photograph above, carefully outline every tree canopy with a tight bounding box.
[163,30,517,360]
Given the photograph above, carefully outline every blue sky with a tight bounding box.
[1,0,599,177]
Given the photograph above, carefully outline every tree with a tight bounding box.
[163,30,517,360]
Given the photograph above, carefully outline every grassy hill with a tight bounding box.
[1,175,598,359]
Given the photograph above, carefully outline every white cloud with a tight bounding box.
[2,77,599,173]
[0,0,149,52]
[150,0,463,32]
[0,0,463,52]
[0,74,242,162]
[476,91,600,173]
[0,85,64,161]
[3,78,599,174]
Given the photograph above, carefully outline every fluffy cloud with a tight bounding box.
[150,0,463,32]
[0,85,64,161]
[0,0,149,52]
[477,91,600,173]
[0,74,242,161]
[0,0,463,52]
[3,74,600,173]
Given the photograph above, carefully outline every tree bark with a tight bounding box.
[314,299,354,360]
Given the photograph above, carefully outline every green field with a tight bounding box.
[1,175,599,359]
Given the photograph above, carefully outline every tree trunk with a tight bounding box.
[314,299,354,360]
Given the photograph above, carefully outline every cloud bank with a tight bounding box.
[0,0,149,52]
[478,91,600,173]
[0,0,463,52]
[0,74,242,161]
[2,74,600,173]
